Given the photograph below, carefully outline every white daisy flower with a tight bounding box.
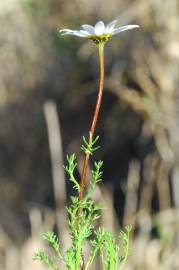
[59,20,139,44]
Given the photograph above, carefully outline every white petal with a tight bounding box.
[79,30,91,36]
[60,29,77,36]
[113,25,139,35]
[82,24,95,35]
[59,29,74,33]
[60,32,76,36]
[94,21,105,35]
[72,30,89,37]
[60,29,89,37]
[105,20,117,33]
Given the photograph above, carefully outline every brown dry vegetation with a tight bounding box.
[0,0,179,269]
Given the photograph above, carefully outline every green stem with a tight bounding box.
[85,245,99,270]
[100,248,106,270]
[119,230,130,270]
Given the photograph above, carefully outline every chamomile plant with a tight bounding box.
[33,18,139,270]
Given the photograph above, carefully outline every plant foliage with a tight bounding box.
[33,140,131,270]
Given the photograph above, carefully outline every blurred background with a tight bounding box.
[0,0,179,269]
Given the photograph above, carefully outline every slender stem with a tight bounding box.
[79,43,105,200]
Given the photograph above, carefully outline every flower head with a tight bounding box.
[59,20,139,44]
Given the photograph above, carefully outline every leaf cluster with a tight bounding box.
[81,135,100,155]
[33,141,132,270]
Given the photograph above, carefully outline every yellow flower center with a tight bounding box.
[88,34,112,44]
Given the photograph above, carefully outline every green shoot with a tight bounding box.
[81,135,100,155]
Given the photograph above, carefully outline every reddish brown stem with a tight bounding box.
[79,43,105,200]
